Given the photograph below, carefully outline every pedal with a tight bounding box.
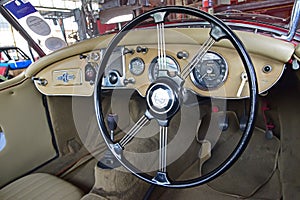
[198,140,211,176]
[218,114,229,131]
[212,107,229,131]
[262,101,275,140]
[239,115,248,132]
[265,129,274,140]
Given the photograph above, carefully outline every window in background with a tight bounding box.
[0,130,6,152]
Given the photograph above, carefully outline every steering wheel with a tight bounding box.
[94,6,258,188]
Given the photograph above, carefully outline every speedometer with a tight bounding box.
[148,56,180,82]
[190,52,228,91]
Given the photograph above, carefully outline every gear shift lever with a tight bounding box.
[97,113,121,169]
[107,113,118,141]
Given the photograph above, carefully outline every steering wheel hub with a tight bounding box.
[146,80,181,120]
[151,87,172,109]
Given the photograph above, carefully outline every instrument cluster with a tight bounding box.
[101,45,228,93]
[101,45,230,97]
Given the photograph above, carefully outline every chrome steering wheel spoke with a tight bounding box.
[158,126,168,173]
[152,12,170,79]
[181,23,228,80]
[181,36,215,79]
[150,125,171,186]
[119,114,150,148]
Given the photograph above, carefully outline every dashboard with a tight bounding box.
[32,28,295,99]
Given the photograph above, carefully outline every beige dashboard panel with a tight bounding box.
[31,28,293,98]
[25,34,113,78]
[34,55,96,96]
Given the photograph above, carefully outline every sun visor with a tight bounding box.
[99,6,137,24]
[4,0,67,54]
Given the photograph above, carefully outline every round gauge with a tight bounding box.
[129,57,145,76]
[190,52,228,90]
[85,63,97,82]
[149,56,180,81]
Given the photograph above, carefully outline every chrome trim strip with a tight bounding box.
[275,0,300,41]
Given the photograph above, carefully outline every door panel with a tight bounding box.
[0,78,57,187]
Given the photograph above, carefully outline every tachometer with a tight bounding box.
[190,52,228,91]
[149,56,180,81]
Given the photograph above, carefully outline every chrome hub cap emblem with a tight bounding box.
[151,88,170,109]
[146,82,176,116]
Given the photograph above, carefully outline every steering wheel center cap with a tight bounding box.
[146,82,180,118]
[151,88,170,109]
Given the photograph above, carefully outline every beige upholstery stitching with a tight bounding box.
[29,178,65,199]
[57,187,85,200]
[0,173,84,200]
[0,175,34,196]
[9,174,50,199]
[1,174,46,198]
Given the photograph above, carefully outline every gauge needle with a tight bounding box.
[199,73,207,81]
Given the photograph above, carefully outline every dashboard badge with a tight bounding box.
[57,72,75,83]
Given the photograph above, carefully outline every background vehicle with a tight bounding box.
[0,46,32,81]
[0,0,300,200]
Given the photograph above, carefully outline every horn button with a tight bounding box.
[146,79,181,121]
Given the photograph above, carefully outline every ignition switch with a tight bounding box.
[109,71,119,85]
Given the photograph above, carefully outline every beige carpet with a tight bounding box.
[202,127,280,198]
[159,112,281,200]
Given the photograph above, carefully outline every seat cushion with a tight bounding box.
[80,193,108,200]
[0,173,84,200]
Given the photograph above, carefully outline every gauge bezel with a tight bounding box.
[129,57,145,76]
[148,55,180,82]
[190,51,228,91]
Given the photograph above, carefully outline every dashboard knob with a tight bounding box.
[79,54,88,59]
[136,46,148,54]
[123,78,135,85]
[109,72,119,84]
[262,65,272,73]
[177,51,189,60]
[123,48,135,55]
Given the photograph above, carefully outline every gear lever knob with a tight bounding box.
[107,113,118,131]
[107,113,118,141]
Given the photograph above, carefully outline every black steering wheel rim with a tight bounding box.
[94,6,258,188]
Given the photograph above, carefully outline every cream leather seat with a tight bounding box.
[0,173,84,200]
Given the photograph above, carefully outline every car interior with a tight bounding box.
[0,0,300,200]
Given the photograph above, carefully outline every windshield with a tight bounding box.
[0,0,297,56]
[214,0,293,27]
